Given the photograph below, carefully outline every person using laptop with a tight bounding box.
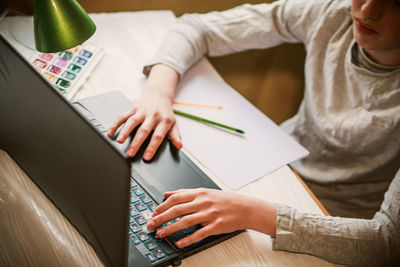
[107,0,400,265]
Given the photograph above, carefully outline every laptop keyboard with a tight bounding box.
[75,106,204,264]
[130,178,202,264]
[129,178,172,263]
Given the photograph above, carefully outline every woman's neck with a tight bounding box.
[364,47,400,67]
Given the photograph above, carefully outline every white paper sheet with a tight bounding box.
[173,58,309,190]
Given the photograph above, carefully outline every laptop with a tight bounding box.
[0,34,241,266]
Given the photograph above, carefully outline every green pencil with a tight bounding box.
[173,109,245,134]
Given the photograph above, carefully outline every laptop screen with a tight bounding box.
[0,34,131,266]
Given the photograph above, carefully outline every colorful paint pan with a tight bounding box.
[30,43,104,99]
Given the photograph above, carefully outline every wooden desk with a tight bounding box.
[0,11,338,267]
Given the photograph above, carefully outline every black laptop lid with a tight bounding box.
[0,34,131,266]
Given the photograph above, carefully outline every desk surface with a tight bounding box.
[0,11,338,267]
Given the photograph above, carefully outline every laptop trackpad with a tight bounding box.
[131,138,219,204]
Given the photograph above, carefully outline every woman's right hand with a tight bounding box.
[107,64,182,161]
[146,188,277,248]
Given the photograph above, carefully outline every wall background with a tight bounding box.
[2,0,305,124]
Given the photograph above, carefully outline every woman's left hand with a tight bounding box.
[146,188,277,248]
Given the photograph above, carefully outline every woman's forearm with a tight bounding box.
[145,63,180,101]
[247,198,277,237]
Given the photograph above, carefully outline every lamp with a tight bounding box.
[34,0,96,52]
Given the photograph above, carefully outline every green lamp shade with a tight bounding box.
[34,0,96,53]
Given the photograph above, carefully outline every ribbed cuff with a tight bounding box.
[142,59,186,79]
[272,204,298,251]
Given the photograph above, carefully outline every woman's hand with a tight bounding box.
[107,64,182,160]
[146,188,277,248]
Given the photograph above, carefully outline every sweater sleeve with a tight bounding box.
[143,0,336,76]
[272,168,400,266]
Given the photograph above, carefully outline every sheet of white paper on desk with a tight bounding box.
[173,58,309,190]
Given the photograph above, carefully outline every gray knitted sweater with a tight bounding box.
[143,0,400,265]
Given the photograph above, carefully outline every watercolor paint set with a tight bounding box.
[31,43,104,99]
[0,15,104,100]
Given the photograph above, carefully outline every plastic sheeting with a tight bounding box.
[0,150,103,266]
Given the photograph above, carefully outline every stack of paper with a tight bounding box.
[173,58,309,190]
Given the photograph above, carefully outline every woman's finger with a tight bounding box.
[143,120,174,160]
[126,118,157,157]
[153,190,194,216]
[174,223,216,248]
[155,211,208,238]
[168,123,182,149]
[148,202,195,230]
[116,113,143,143]
[107,111,133,137]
